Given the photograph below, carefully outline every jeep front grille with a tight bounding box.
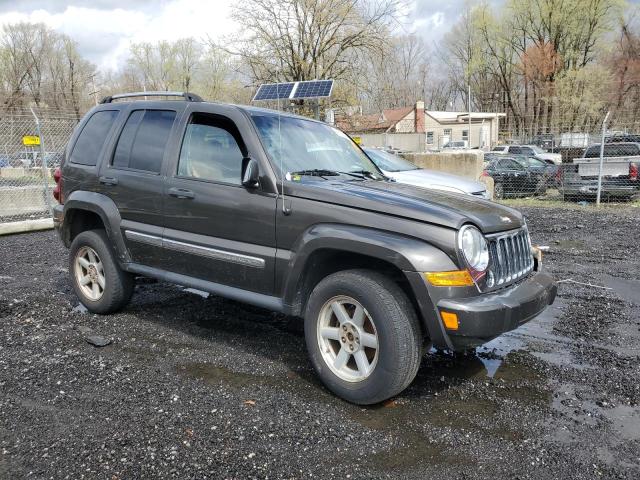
[486,228,534,287]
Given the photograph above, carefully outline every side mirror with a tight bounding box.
[241,157,260,188]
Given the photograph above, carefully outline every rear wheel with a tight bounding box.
[69,229,134,314]
[304,269,422,405]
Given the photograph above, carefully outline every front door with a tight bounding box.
[162,109,277,295]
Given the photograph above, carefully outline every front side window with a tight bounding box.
[177,114,245,184]
[113,109,176,173]
[251,113,382,178]
[69,110,119,166]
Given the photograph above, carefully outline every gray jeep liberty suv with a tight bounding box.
[53,91,557,404]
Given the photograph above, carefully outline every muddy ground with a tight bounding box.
[0,205,639,479]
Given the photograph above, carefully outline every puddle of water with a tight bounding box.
[601,274,640,306]
[474,299,586,376]
[603,405,640,441]
[179,362,266,388]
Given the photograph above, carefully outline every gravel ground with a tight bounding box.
[0,205,639,479]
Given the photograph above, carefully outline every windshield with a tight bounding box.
[515,156,545,167]
[251,113,383,179]
[528,145,545,154]
[363,148,419,172]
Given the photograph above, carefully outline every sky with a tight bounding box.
[0,0,468,71]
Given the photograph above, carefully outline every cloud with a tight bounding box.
[0,0,236,71]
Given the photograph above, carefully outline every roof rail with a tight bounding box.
[100,91,204,104]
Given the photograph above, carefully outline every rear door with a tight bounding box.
[97,106,183,267]
[161,105,277,295]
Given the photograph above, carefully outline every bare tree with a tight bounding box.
[227,0,403,83]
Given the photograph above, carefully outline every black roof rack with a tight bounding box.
[100,91,204,104]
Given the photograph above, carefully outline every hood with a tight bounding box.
[384,168,487,195]
[285,178,523,233]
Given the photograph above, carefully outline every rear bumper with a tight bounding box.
[406,270,557,350]
[53,204,64,229]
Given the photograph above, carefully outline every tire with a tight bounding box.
[69,229,134,314]
[304,269,422,405]
[494,182,504,199]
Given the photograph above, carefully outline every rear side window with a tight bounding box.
[69,110,118,166]
[584,144,640,158]
[113,109,176,173]
[498,159,523,170]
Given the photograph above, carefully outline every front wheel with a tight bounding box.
[304,269,422,404]
[494,182,504,199]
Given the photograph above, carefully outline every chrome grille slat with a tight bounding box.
[486,227,534,290]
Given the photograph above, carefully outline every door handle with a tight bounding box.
[99,176,118,186]
[168,187,195,199]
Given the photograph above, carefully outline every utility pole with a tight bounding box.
[89,73,99,106]
[468,83,472,148]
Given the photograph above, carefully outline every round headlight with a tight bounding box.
[458,225,489,272]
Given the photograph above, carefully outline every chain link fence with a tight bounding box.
[486,113,640,204]
[0,109,78,229]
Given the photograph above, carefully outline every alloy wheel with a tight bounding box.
[316,295,379,382]
[74,246,105,301]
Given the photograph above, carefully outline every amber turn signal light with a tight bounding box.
[440,311,459,330]
[423,270,474,287]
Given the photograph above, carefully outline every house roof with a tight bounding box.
[426,111,506,122]
[336,106,414,133]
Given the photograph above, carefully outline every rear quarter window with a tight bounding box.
[69,110,119,166]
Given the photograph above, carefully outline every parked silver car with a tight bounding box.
[364,148,490,199]
[492,144,562,165]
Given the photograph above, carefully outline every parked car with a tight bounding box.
[492,144,562,165]
[482,156,548,198]
[53,91,556,405]
[9,152,37,168]
[363,148,490,199]
[529,134,557,151]
[605,133,640,144]
[559,142,640,201]
[512,155,559,187]
[442,140,469,150]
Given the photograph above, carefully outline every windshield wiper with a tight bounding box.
[289,169,341,178]
[342,169,382,180]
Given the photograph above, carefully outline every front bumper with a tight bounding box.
[406,270,557,350]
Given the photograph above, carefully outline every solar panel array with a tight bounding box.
[252,80,334,101]
[293,80,333,99]
[253,82,296,101]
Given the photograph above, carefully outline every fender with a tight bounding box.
[281,223,458,310]
[60,191,130,263]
